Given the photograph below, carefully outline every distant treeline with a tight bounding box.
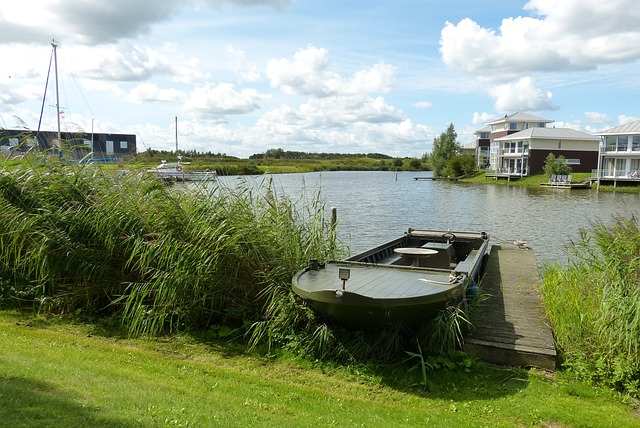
[249,148,394,160]
[141,148,239,160]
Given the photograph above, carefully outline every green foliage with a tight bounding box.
[0,162,344,338]
[443,154,476,178]
[543,152,572,177]
[541,215,640,396]
[430,124,461,177]
[408,158,423,170]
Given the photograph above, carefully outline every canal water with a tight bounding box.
[217,171,640,266]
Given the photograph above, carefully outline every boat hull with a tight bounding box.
[292,229,490,327]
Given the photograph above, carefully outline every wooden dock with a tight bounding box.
[464,245,557,370]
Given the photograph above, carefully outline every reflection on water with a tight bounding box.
[217,171,640,266]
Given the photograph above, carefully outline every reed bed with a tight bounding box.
[0,157,483,364]
[0,159,340,335]
[541,215,640,395]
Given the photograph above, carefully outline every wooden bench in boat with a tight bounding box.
[454,249,479,274]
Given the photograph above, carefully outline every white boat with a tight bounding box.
[147,157,216,182]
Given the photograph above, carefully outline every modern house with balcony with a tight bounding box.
[478,112,599,178]
[595,120,640,184]
[492,128,600,177]
[486,113,553,174]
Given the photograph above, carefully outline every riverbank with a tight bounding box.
[1,310,638,427]
[459,170,640,193]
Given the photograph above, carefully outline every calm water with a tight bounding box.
[217,171,640,265]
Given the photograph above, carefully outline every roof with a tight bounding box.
[462,141,477,149]
[495,127,599,142]
[486,112,554,126]
[474,126,490,134]
[597,120,640,136]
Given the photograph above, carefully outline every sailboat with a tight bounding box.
[146,117,217,182]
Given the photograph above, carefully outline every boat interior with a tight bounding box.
[346,229,488,272]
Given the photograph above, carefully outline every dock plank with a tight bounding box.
[464,245,557,370]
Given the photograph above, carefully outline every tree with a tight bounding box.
[430,124,461,177]
[444,154,476,177]
[543,153,572,177]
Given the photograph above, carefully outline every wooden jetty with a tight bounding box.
[413,176,459,181]
[464,245,557,370]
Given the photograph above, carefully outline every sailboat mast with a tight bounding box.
[51,39,61,146]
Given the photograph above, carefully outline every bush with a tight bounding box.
[443,155,476,178]
[543,153,572,177]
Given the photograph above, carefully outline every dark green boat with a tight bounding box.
[292,229,490,327]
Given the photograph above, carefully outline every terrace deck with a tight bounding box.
[464,245,558,370]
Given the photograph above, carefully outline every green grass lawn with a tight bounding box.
[1,311,638,427]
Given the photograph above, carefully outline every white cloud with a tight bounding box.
[413,101,432,109]
[267,45,396,97]
[472,112,497,125]
[440,0,640,80]
[184,83,269,119]
[224,46,262,82]
[128,83,184,104]
[618,114,640,125]
[584,111,611,124]
[0,1,293,46]
[488,77,555,112]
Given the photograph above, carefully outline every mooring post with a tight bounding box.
[330,207,337,252]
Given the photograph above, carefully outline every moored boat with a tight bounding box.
[292,228,490,327]
[147,158,216,182]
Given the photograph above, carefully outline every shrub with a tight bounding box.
[543,153,572,177]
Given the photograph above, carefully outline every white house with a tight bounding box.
[494,127,600,176]
[596,120,640,181]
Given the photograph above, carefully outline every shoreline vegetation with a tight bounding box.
[1,154,639,425]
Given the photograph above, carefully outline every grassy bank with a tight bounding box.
[1,310,638,428]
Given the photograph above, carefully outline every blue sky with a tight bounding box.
[1,0,638,157]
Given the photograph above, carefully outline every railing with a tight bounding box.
[592,168,640,179]
[486,167,529,177]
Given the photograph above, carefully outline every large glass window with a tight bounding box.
[633,136,640,151]
[617,136,628,151]
[509,122,518,130]
[605,136,617,151]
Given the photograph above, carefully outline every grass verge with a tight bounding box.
[1,310,638,428]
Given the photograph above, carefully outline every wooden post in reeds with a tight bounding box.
[330,206,337,253]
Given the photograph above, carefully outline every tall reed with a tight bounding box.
[0,158,342,338]
[541,215,640,395]
[1,156,483,364]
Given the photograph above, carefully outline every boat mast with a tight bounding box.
[51,39,61,147]
[175,116,178,153]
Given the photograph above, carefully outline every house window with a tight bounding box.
[509,122,518,130]
[605,136,617,151]
[558,141,562,149]
[617,136,628,152]
[632,136,640,152]
[120,141,128,149]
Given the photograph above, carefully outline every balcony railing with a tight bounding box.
[486,167,529,177]
[592,168,640,179]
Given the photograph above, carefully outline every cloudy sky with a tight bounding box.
[1,0,638,157]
